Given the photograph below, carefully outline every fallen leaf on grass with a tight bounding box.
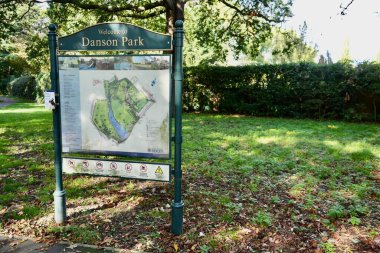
[173,243,179,252]
[100,236,115,245]
[239,228,252,235]
[10,241,19,247]
[67,244,78,249]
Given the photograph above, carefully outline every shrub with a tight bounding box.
[183,62,380,122]
[7,75,36,100]
[35,72,51,103]
[0,53,30,95]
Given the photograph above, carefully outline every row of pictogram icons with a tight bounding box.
[67,159,163,175]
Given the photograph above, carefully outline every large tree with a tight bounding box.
[251,23,317,64]
[0,1,293,59]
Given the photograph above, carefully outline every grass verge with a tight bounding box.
[0,102,379,252]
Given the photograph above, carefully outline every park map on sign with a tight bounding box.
[59,55,170,157]
[92,75,154,143]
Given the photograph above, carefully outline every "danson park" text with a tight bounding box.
[81,36,145,47]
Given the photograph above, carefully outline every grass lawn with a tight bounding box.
[0,102,379,252]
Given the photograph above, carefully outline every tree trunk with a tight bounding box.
[165,4,175,34]
[165,0,185,35]
[175,0,185,21]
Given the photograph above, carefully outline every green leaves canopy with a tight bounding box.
[0,0,293,64]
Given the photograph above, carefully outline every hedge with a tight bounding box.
[2,72,50,102]
[7,76,36,100]
[3,62,379,122]
[183,62,380,122]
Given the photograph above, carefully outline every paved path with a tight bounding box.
[0,96,16,108]
[0,236,118,253]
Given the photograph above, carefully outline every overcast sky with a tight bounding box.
[283,0,380,62]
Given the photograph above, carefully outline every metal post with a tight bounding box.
[48,24,66,224]
[171,20,184,235]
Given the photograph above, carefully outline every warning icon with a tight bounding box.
[110,162,117,170]
[125,163,132,173]
[96,161,103,171]
[82,160,89,168]
[140,164,148,173]
[68,160,75,167]
[155,166,163,175]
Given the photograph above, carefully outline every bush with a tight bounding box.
[7,76,36,100]
[183,62,380,122]
[0,75,16,95]
[35,72,51,103]
[0,53,30,95]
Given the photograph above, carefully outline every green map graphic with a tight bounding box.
[91,76,152,143]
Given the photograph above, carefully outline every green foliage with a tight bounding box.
[252,211,272,227]
[253,25,317,64]
[48,225,99,244]
[199,244,211,253]
[354,61,380,121]
[348,216,361,226]
[183,62,380,121]
[184,1,292,65]
[0,1,294,94]
[0,51,30,94]
[7,76,36,100]
[321,242,336,253]
[339,39,352,63]
[0,6,48,95]
[35,72,51,103]
[327,204,346,220]
[349,203,369,217]
[0,7,19,40]
[16,205,42,220]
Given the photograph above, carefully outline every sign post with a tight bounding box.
[48,21,184,234]
[171,20,184,235]
[48,24,66,224]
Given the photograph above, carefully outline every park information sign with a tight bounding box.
[49,21,184,235]
[58,55,171,158]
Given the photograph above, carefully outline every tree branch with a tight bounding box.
[118,9,166,20]
[219,0,277,23]
[340,0,354,15]
[50,0,165,13]
[20,1,34,19]
[0,0,166,14]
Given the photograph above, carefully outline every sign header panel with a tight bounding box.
[58,23,172,51]
[63,157,170,182]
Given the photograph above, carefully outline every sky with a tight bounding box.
[283,0,380,62]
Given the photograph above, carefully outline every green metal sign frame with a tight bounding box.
[48,21,184,235]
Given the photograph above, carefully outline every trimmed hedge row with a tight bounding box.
[5,62,379,122]
[183,63,380,122]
